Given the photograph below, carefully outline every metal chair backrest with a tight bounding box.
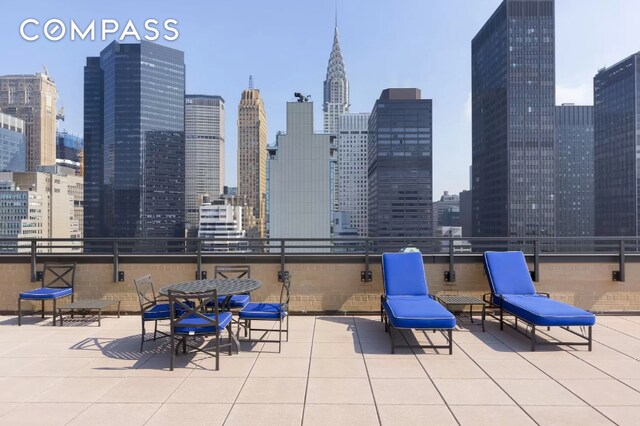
[134,275,157,312]
[279,273,291,311]
[42,262,76,289]
[168,289,220,333]
[214,265,250,279]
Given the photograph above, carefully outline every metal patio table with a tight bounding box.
[437,295,486,332]
[159,278,262,348]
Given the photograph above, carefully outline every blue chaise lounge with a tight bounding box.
[380,252,456,354]
[482,251,596,351]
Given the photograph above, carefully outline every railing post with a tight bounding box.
[196,240,204,280]
[444,237,456,283]
[532,239,540,282]
[278,240,287,282]
[30,240,37,282]
[613,239,625,282]
[361,239,372,282]
[112,241,121,282]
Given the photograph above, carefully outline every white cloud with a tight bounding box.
[556,82,593,106]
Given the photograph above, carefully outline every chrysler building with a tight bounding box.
[323,22,349,134]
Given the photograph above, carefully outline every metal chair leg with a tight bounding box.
[531,325,536,351]
[18,298,22,326]
[227,324,232,355]
[389,326,395,354]
[588,326,593,351]
[448,329,453,355]
[41,300,45,319]
[140,320,146,352]
[215,331,220,371]
[170,332,175,371]
[52,298,57,326]
[278,318,282,353]
[153,321,158,341]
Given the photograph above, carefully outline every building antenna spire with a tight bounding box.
[335,1,338,29]
[249,75,253,90]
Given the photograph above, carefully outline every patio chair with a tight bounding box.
[237,272,290,352]
[214,265,251,309]
[168,288,233,371]
[134,275,170,352]
[18,262,76,326]
[381,252,456,354]
[482,251,596,351]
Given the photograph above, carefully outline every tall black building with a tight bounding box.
[472,0,555,239]
[594,53,640,237]
[555,104,594,239]
[368,88,432,251]
[84,41,185,245]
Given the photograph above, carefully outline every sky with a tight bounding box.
[1,0,639,200]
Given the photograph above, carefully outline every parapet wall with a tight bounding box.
[1,255,638,314]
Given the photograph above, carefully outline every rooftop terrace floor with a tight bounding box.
[0,314,639,425]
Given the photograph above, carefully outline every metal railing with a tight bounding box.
[0,236,636,284]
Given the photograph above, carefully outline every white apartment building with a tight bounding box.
[198,197,246,252]
[337,112,369,237]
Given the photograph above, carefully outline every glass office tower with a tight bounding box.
[472,0,555,239]
[594,53,640,237]
[555,104,594,239]
[84,41,185,246]
[368,88,433,251]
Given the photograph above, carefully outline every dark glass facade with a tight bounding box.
[472,0,555,238]
[368,88,432,251]
[594,53,640,237]
[84,41,185,246]
[555,105,594,238]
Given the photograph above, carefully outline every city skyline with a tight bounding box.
[2,0,639,199]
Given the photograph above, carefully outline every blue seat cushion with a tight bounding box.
[238,303,286,319]
[174,312,232,334]
[496,294,596,327]
[483,251,537,295]
[207,295,250,309]
[142,303,171,320]
[19,287,72,300]
[383,296,456,329]
[382,252,429,296]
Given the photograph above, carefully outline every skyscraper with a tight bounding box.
[323,22,349,135]
[324,21,349,214]
[0,73,58,170]
[555,104,594,238]
[268,100,333,252]
[337,112,369,236]
[594,53,640,237]
[472,0,555,239]
[368,89,433,250]
[84,41,185,244]
[0,112,26,172]
[237,78,268,238]
[185,95,225,230]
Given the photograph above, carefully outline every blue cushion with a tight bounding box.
[207,294,250,309]
[238,303,286,319]
[19,287,72,300]
[483,251,536,295]
[382,252,429,296]
[383,296,456,329]
[497,294,596,327]
[142,303,171,320]
[174,312,232,334]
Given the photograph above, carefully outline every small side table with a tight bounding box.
[437,295,486,332]
[58,300,121,326]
